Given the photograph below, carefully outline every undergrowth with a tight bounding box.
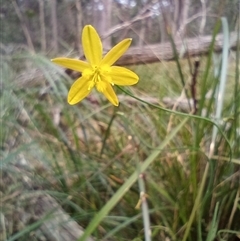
[1,20,240,241]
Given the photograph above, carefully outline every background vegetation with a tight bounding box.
[1,0,240,241]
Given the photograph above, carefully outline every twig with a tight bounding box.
[137,173,152,241]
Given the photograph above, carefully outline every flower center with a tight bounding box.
[85,65,111,93]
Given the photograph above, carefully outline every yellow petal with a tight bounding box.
[102,83,119,106]
[82,25,102,66]
[51,58,90,72]
[101,38,132,66]
[68,76,92,105]
[110,66,139,85]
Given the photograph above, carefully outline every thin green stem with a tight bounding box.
[118,87,232,158]
[78,117,189,241]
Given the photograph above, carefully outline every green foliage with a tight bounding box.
[1,22,240,241]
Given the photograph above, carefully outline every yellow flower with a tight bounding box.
[51,25,139,106]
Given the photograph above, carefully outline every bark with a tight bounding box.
[75,0,83,55]
[50,0,58,54]
[1,164,95,241]
[101,0,112,49]
[26,194,94,241]
[178,0,190,36]
[64,0,76,48]
[172,0,190,36]
[38,0,46,52]
[11,0,35,52]
[138,20,147,47]
[199,0,207,35]
[173,0,179,34]
[116,32,239,65]
[92,0,98,30]
[103,4,153,39]
[160,0,190,38]
[159,14,167,43]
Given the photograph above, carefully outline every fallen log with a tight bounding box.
[116,32,239,65]
[1,163,95,241]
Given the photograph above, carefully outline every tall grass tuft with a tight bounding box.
[1,19,239,241]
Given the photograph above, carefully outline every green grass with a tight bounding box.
[1,22,240,241]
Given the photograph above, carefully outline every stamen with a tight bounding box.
[96,80,107,93]
[88,81,95,90]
